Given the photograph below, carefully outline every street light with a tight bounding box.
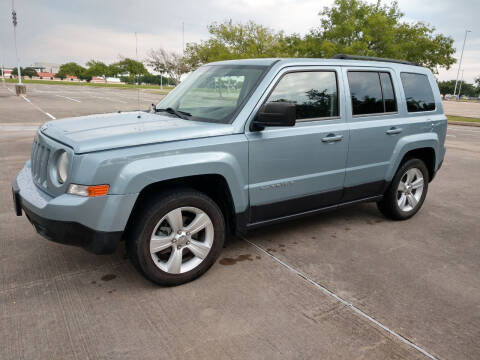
[453,30,471,99]
[458,69,465,98]
[11,0,26,95]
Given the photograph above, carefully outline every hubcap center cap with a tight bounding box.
[175,232,189,246]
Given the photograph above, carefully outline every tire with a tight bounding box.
[127,188,225,286]
[377,158,429,220]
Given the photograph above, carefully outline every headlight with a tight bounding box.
[56,151,69,184]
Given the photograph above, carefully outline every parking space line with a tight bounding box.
[242,237,440,360]
[20,95,56,120]
[55,94,81,103]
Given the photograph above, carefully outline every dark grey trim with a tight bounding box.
[234,180,389,234]
[246,195,383,230]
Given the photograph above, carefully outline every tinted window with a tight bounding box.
[266,71,339,120]
[380,73,397,112]
[348,72,384,115]
[400,73,435,112]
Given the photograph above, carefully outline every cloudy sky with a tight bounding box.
[0,0,478,82]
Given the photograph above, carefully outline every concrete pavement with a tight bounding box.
[1,84,479,359]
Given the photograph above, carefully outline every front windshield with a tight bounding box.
[156,65,268,124]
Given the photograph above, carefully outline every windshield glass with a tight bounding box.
[156,65,268,124]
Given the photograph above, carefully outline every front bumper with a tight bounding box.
[13,164,138,254]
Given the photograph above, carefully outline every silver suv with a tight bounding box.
[13,55,446,285]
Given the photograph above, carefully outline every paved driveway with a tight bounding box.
[1,84,479,359]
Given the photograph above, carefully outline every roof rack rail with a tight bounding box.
[332,54,420,66]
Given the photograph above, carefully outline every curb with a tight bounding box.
[448,121,480,128]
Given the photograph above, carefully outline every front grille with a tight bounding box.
[31,138,51,189]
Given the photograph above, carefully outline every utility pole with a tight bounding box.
[11,0,25,95]
[458,69,465,98]
[453,30,471,99]
[182,22,185,55]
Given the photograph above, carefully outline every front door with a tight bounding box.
[247,67,349,224]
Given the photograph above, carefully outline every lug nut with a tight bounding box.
[172,239,177,243]
[186,240,190,245]
[177,245,182,250]
[177,230,182,235]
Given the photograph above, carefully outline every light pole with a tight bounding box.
[453,30,471,99]
[11,0,26,95]
[458,69,465,98]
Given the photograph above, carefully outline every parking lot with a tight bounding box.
[1,83,479,360]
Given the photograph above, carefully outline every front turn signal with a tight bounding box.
[68,184,110,197]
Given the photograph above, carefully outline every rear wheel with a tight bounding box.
[377,159,429,220]
[127,189,225,286]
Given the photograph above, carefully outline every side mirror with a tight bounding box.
[251,102,296,131]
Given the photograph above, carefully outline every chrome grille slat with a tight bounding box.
[30,136,52,189]
[40,148,50,186]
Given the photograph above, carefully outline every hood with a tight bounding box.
[40,112,235,153]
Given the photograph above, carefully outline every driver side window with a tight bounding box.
[266,71,339,120]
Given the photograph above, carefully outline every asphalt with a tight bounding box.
[1,83,479,360]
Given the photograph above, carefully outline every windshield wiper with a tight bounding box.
[156,107,191,119]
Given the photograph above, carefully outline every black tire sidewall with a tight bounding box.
[386,159,429,220]
[132,190,225,286]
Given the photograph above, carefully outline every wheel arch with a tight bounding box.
[387,134,440,182]
[124,174,238,237]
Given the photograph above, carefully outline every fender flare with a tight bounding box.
[386,133,440,181]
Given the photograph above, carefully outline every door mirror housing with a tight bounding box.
[251,102,296,131]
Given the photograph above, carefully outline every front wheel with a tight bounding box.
[127,189,225,286]
[377,159,429,220]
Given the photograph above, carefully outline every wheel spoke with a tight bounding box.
[165,208,183,232]
[406,170,415,184]
[398,181,407,192]
[185,213,211,235]
[187,239,211,259]
[150,234,174,254]
[407,194,418,208]
[398,194,407,209]
[166,247,183,274]
[411,178,424,190]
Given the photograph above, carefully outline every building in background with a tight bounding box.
[30,62,60,74]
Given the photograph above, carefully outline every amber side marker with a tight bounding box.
[88,185,109,197]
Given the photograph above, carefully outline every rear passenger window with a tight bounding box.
[348,71,397,115]
[400,73,435,112]
[266,71,339,120]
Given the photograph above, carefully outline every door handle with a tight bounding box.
[386,127,402,135]
[321,134,343,143]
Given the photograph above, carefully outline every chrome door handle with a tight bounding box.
[386,127,402,135]
[321,134,343,143]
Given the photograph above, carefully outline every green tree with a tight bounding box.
[112,58,148,83]
[298,0,455,72]
[85,60,109,79]
[12,67,38,78]
[184,20,286,67]
[439,79,479,97]
[56,62,86,79]
[437,80,456,95]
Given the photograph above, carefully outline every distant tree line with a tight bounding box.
[437,80,480,97]
[12,0,480,92]
[54,59,175,85]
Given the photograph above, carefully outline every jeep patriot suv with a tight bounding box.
[12,55,446,285]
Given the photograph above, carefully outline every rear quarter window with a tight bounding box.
[400,72,435,112]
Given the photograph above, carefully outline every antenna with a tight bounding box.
[135,32,140,114]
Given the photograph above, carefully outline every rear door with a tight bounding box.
[246,66,349,224]
[342,67,409,201]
